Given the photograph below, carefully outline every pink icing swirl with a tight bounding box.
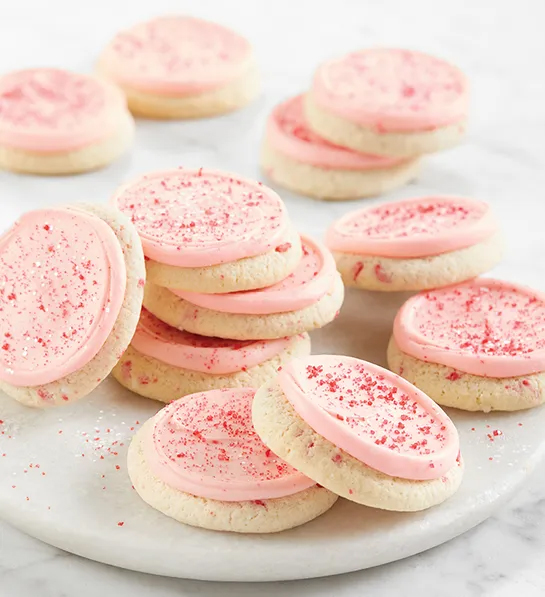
[267,95,404,170]
[171,235,338,315]
[100,16,253,94]
[394,278,545,378]
[0,68,126,152]
[112,169,292,268]
[132,309,295,373]
[144,388,315,501]
[326,196,498,258]
[0,207,126,387]
[312,48,468,132]
[278,355,459,480]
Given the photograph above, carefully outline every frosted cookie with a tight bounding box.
[143,235,344,340]
[262,95,420,200]
[326,196,503,291]
[112,168,302,293]
[0,204,145,407]
[0,68,134,175]
[97,16,259,119]
[252,355,463,512]
[305,49,468,158]
[128,388,337,533]
[113,308,311,402]
[388,279,545,412]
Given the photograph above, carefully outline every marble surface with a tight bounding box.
[1,0,545,594]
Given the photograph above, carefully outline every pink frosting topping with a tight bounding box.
[278,355,459,480]
[312,49,468,132]
[144,388,316,501]
[0,68,126,152]
[0,207,126,387]
[394,278,545,378]
[171,235,338,315]
[132,308,295,374]
[112,169,292,268]
[100,16,253,94]
[267,95,404,170]
[326,196,498,258]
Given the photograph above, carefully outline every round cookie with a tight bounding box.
[326,195,503,291]
[113,308,311,402]
[388,278,545,412]
[112,168,302,293]
[0,68,134,175]
[97,16,259,119]
[128,388,338,533]
[252,355,463,512]
[305,48,468,158]
[0,204,145,407]
[143,235,344,340]
[262,95,420,200]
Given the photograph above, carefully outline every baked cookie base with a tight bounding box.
[112,333,311,402]
[0,203,146,408]
[304,92,466,158]
[260,140,420,201]
[0,112,134,175]
[143,275,344,340]
[333,232,504,292]
[145,226,302,294]
[128,419,338,533]
[252,379,464,512]
[387,336,545,412]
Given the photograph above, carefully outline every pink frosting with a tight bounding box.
[394,278,545,378]
[112,169,293,268]
[100,16,253,95]
[144,388,316,501]
[0,68,127,152]
[132,308,295,374]
[171,235,338,315]
[0,207,126,387]
[267,95,404,170]
[312,49,468,132]
[326,196,498,258]
[278,355,459,480]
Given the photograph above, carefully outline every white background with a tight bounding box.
[0,0,544,595]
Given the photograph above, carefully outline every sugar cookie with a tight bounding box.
[143,235,344,339]
[261,95,420,200]
[305,49,468,157]
[0,68,134,175]
[128,388,338,533]
[113,308,310,402]
[112,168,302,293]
[388,278,545,412]
[326,196,503,291]
[0,204,145,407]
[97,16,259,119]
[252,355,463,512]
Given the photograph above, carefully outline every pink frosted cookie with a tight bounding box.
[97,16,259,119]
[112,168,302,293]
[326,196,503,291]
[0,204,145,407]
[128,387,338,532]
[252,355,463,511]
[0,68,134,174]
[388,278,545,412]
[261,95,420,200]
[305,49,469,157]
[143,235,344,340]
[113,308,311,402]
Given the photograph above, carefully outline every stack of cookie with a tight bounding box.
[111,168,344,403]
[261,48,468,201]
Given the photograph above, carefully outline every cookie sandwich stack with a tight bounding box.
[111,168,344,402]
